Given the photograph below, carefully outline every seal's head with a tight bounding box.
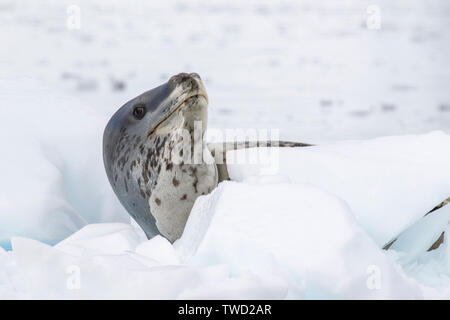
[103,73,213,240]
[104,73,208,155]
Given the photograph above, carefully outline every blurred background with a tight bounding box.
[1,0,449,143]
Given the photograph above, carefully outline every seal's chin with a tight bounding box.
[196,93,208,105]
[149,93,208,136]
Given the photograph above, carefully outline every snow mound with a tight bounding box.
[227,131,450,247]
[1,223,286,299]
[177,181,422,299]
[0,78,128,249]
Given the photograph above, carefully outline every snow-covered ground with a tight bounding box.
[1,0,450,299]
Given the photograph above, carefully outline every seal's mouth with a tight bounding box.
[148,93,208,136]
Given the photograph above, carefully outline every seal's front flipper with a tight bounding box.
[383,197,450,258]
[207,141,313,182]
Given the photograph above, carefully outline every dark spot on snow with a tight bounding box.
[218,108,232,115]
[155,198,161,206]
[350,109,371,118]
[391,84,416,92]
[439,104,450,113]
[76,78,98,92]
[381,104,396,112]
[111,78,126,92]
[61,72,80,80]
[320,100,333,107]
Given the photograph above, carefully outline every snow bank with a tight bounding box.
[0,78,128,249]
[227,132,450,247]
[177,181,422,299]
[3,178,448,299]
[1,223,286,299]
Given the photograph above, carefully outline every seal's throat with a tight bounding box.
[146,130,218,242]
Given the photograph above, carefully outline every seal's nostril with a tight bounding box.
[180,73,191,82]
[168,72,202,90]
[168,73,193,85]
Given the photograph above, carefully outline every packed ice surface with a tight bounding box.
[1,0,450,299]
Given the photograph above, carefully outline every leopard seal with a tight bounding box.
[103,73,311,242]
[104,72,450,249]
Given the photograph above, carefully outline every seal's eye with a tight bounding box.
[133,104,146,120]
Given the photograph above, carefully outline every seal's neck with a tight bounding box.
[144,119,218,242]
